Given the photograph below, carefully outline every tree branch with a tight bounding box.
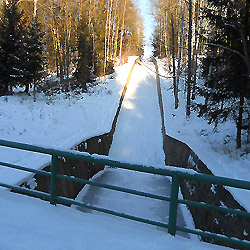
[203,42,245,60]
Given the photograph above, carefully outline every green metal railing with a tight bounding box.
[0,139,250,248]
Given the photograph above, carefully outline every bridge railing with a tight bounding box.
[0,139,250,248]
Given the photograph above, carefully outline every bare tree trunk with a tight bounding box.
[56,49,60,77]
[159,15,163,58]
[107,0,113,61]
[33,80,36,102]
[113,17,120,58]
[104,0,111,74]
[119,0,127,62]
[163,10,168,59]
[91,1,96,70]
[111,0,118,59]
[171,18,178,109]
[237,94,244,149]
[186,0,193,117]
[59,48,64,84]
[191,0,201,100]
[177,3,184,88]
[33,0,38,19]
[66,37,70,90]
[25,84,29,93]
[247,113,250,152]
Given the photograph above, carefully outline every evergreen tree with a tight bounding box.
[198,0,250,148]
[0,0,27,93]
[22,18,44,94]
[152,30,165,59]
[75,14,93,90]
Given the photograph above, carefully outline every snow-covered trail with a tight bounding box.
[109,62,164,166]
[77,62,188,235]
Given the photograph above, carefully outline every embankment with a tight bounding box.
[152,58,250,249]
[20,58,139,202]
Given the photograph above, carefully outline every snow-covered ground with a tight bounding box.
[156,58,250,211]
[0,57,137,186]
[0,57,247,249]
[0,189,229,250]
[76,61,188,237]
[108,62,164,166]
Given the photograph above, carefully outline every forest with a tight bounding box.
[0,0,144,94]
[152,0,250,149]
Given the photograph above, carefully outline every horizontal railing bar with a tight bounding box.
[178,174,250,191]
[1,138,250,249]
[1,139,250,190]
[56,196,169,229]
[0,182,50,200]
[0,161,51,177]
[109,166,250,191]
[176,226,250,248]
[57,174,171,202]
[178,199,250,218]
[0,139,177,177]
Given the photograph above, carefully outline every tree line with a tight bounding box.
[0,0,144,95]
[152,0,250,149]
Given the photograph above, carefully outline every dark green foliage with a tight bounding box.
[0,0,26,93]
[198,51,244,125]
[152,30,166,59]
[198,0,250,147]
[0,1,44,94]
[74,15,93,90]
[105,60,115,75]
[22,18,45,92]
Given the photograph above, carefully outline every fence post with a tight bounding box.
[168,175,180,236]
[50,154,58,205]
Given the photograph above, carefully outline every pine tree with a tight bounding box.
[23,18,44,95]
[198,0,250,148]
[0,0,27,94]
[75,13,93,90]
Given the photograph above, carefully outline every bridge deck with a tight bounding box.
[0,188,228,250]
[77,62,188,236]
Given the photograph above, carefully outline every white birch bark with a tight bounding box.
[119,0,127,62]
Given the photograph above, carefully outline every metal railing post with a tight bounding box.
[50,154,58,205]
[168,175,180,236]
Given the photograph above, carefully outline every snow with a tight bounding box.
[0,56,246,249]
[109,62,164,166]
[0,58,136,186]
[158,58,250,211]
[0,189,229,250]
[76,62,188,238]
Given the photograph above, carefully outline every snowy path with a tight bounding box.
[77,62,188,235]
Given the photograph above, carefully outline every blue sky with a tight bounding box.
[133,0,155,58]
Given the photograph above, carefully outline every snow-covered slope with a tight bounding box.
[0,58,136,186]
[157,58,250,211]
[0,57,247,249]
